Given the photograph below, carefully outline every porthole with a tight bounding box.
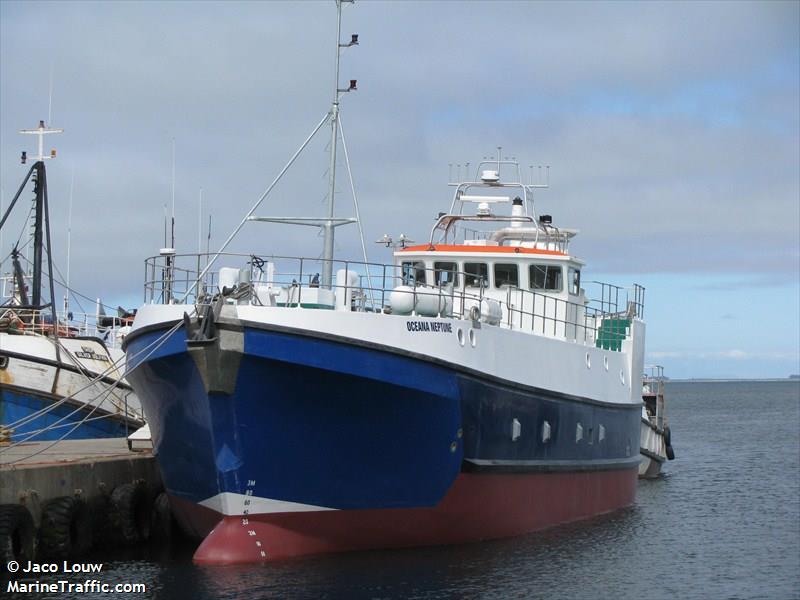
[599,424,606,442]
[620,369,626,385]
[469,329,476,348]
[603,356,609,371]
[585,352,591,369]
[457,328,465,346]
[541,420,551,443]
[575,422,583,443]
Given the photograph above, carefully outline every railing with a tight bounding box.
[642,365,667,429]
[143,253,645,351]
[0,306,132,349]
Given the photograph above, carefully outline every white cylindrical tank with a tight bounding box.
[468,298,503,325]
[389,285,416,315]
[390,285,452,316]
[480,298,502,325]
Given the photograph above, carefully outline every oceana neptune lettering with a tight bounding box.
[406,321,453,333]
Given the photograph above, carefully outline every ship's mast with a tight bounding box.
[322,0,357,288]
[185,1,360,300]
[20,121,61,317]
[0,120,62,329]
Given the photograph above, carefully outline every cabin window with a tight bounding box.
[401,261,427,286]
[494,263,519,288]
[569,267,581,295]
[529,264,562,291]
[434,262,458,287]
[464,263,488,287]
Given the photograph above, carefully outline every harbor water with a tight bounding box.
[5,380,799,599]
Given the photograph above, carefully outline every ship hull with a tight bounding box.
[126,315,642,563]
[0,334,142,441]
[186,468,638,563]
[0,387,134,440]
[639,414,667,478]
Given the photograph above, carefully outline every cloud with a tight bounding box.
[0,0,797,306]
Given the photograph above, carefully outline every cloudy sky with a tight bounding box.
[1,0,798,379]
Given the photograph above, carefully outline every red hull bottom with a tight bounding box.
[179,469,638,564]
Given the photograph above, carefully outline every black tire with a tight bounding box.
[109,482,153,544]
[663,426,672,447]
[39,496,92,558]
[86,493,114,550]
[0,504,36,564]
[150,492,176,543]
[666,444,675,460]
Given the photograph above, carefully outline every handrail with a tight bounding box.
[0,305,132,349]
[142,252,644,351]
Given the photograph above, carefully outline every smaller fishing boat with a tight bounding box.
[639,364,674,478]
[0,120,143,444]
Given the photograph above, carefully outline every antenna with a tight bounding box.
[65,169,74,315]
[198,188,203,254]
[48,63,54,124]
[170,138,176,250]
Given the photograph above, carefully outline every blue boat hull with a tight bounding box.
[0,388,134,441]
[126,323,641,516]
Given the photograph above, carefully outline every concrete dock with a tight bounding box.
[1,438,159,509]
[0,438,163,560]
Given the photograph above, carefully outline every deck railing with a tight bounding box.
[143,253,645,351]
[0,306,132,349]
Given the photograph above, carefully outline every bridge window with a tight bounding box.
[464,263,488,287]
[494,263,519,288]
[530,264,562,291]
[434,262,458,287]
[569,267,581,295]
[401,261,427,286]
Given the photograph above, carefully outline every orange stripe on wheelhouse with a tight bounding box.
[399,244,567,256]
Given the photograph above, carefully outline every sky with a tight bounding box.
[1,0,798,379]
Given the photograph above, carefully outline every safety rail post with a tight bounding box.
[297,258,304,308]
[436,267,443,317]
[381,264,387,311]
[506,287,512,329]
[344,261,350,312]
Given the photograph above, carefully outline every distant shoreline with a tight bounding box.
[669,378,800,383]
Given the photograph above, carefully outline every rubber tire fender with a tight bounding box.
[666,444,675,461]
[110,482,153,544]
[150,492,177,543]
[0,504,36,564]
[663,426,672,447]
[39,496,92,558]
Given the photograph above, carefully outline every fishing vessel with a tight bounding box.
[123,2,647,564]
[0,121,143,443]
[639,364,674,478]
